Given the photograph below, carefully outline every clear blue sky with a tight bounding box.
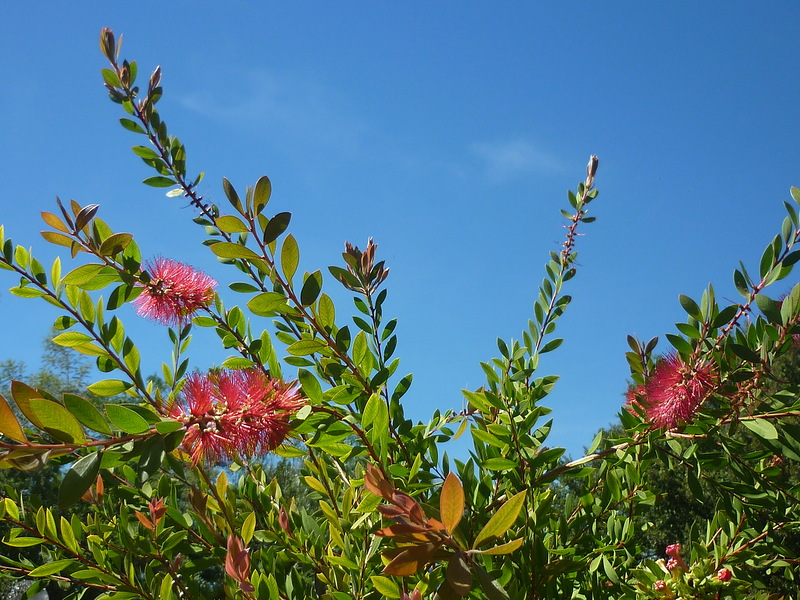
[2,3,799,457]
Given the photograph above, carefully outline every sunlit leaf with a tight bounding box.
[472,490,526,548]
[440,472,465,534]
[29,398,86,444]
[0,393,27,443]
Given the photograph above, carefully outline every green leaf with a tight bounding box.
[362,394,389,438]
[132,145,160,159]
[53,331,94,348]
[298,369,323,404]
[300,270,323,306]
[755,294,782,324]
[106,404,150,434]
[730,343,761,363]
[665,333,693,355]
[88,379,132,397]
[473,490,526,548]
[742,418,779,440]
[264,212,292,244]
[222,357,256,369]
[58,451,101,509]
[209,242,261,260]
[241,511,256,545]
[370,576,400,599]
[29,558,75,577]
[482,457,517,471]
[29,398,86,444]
[281,234,299,283]
[479,537,524,555]
[222,177,242,211]
[475,564,510,600]
[98,233,133,256]
[143,176,177,188]
[63,394,113,436]
[119,118,146,134]
[679,294,702,320]
[62,263,105,286]
[248,292,290,316]
[253,175,272,214]
[216,215,249,233]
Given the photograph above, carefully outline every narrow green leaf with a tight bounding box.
[473,490,526,548]
[209,242,261,260]
[482,457,517,471]
[143,176,176,188]
[53,331,94,348]
[88,379,132,397]
[281,234,299,283]
[29,558,75,577]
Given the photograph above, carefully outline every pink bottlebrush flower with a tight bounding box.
[665,543,688,571]
[133,257,216,326]
[169,368,305,464]
[634,354,716,428]
[717,567,732,582]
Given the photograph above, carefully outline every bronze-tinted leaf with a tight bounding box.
[440,472,465,534]
[0,394,27,443]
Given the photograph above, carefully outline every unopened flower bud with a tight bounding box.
[585,154,599,188]
[717,567,732,582]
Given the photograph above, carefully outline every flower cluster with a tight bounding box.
[169,369,305,463]
[133,257,217,326]
[627,354,717,428]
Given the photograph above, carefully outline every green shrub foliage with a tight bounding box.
[0,28,798,599]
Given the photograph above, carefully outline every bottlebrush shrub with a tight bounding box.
[0,28,798,600]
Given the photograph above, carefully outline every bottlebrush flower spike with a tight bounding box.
[628,354,716,429]
[133,257,216,326]
[169,368,305,464]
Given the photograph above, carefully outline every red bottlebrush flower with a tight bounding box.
[169,368,305,464]
[633,354,716,429]
[133,257,216,326]
[717,567,732,582]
